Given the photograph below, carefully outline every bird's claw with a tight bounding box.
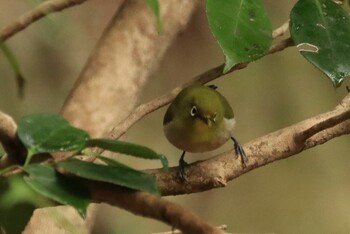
[231,137,248,168]
[179,151,188,181]
[179,165,187,181]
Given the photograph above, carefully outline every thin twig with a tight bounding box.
[0,0,88,41]
[272,20,290,39]
[105,21,294,141]
[295,108,350,143]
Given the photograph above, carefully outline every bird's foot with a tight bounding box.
[179,151,188,181]
[231,137,248,168]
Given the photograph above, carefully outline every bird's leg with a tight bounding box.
[179,151,188,181]
[231,137,248,168]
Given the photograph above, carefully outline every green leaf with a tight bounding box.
[146,0,162,32]
[87,138,168,170]
[0,40,26,98]
[57,159,159,195]
[207,0,272,72]
[290,0,350,87]
[17,113,90,163]
[23,164,90,218]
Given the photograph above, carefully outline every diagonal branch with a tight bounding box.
[0,0,88,41]
[148,93,350,196]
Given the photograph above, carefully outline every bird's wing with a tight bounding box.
[163,104,176,125]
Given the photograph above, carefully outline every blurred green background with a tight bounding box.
[1,0,350,233]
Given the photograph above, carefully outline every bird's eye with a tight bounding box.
[190,106,197,116]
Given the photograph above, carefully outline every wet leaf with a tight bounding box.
[290,0,350,86]
[17,113,90,160]
[207,0,272,72]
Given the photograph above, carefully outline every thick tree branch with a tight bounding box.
[0,0,87,41]
[60,0,198,138]
[147,94,350,196]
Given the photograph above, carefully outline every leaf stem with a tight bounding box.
[24,150,35,166]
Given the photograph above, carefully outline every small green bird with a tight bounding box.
[163,84,247,179]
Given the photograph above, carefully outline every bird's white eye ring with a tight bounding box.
[190,106,197,116]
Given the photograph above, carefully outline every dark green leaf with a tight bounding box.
[57,159,159,195]
[290,0,350,87]
[207,0,272,72]
[0,41,25,98]
[146,0,162,32]
[23,164,90,218]
[87,138,168,170]
[18,113,90,156]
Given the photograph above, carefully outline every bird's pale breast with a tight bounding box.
[164,117,235,153]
